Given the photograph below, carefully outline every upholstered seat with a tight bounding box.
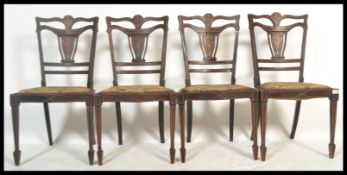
[261,82,331,90]
[99,85,174,94]
[17,86,93,94]
[181,84,253,93]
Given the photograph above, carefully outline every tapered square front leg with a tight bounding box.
[329,90,339,158]
[251,91,259,160]
[178,93,186,163]
[86,97,95,165]
[169,93,177,164]
[260,91,268,161]
[94,95,103,165]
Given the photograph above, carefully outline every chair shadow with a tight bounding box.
[52,104,94,164]
[100,101,171,164]
[54,104,89,141]
[102,145,132,164]
[183,96,296,161]
[5,145,53,166]
[263,100,298,159]
[268,100,292,138]
[185,99,255,161]
[126,101,171,163]
[122,102,162,144]
[219,142,253,159]
[292,138,343,159]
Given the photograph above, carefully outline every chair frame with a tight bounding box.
[248,12,339,161]
[177,13,259,163]
[94,15,177,165]
[10,15,99,165]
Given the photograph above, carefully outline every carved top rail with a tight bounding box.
[36,15,98,64]
[248,12,308,61]
[106,15,168,64]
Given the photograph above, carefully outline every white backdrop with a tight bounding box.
[4,4,343,160]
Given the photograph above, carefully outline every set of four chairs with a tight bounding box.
[10,12,339,166]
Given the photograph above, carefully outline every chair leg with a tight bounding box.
[11,102,21,166]
[169,93,176,164]
[329,92,338,158]
[251,100,259,160]
[290,100,301,139]
[178,94,186,163]
[250,102,261,141]
[90,107,96,145]
[115,102,123,145]
[187,100,193,142]
[95,102,103,165]
[260,92,268,161]
[229,99,235,142]
[86,103,95,165]
[43,103,53,145]
[159,101,165,143]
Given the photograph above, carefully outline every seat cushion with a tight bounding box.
[181,84,253,93]
[261,82,331,90]
[18,86,92,94]
[99,85,174,94]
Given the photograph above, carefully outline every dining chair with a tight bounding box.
[94,15,177,165]
[177,13,259,163]
[248,12,339,161]
[10,15,99,165]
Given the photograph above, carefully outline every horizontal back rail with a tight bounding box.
[258,67,300,71]
[44,70,89,74]
[115,70,161,74]
[43,62,90,67]
[189,68,233,73]
[188,60,233,65]
[113,61,161,66]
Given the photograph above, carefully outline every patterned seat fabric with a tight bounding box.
[99,85,174,94]
[182,84,253,93]
[18,86,92,94]
[261,82,331,90]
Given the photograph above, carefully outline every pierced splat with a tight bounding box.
[200,14,218,61]
[249,12,308,61]
[199,32,219,61]
[268,31,286,60]
[268,13,287,60]
[58,15,78,63]
[128,15,148,63]
[248,12,309,84]
[58,36,78,63]
[128,34,148,63]
[107,15,168,64]
[179,13,240,62]
[36,15,98,64]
